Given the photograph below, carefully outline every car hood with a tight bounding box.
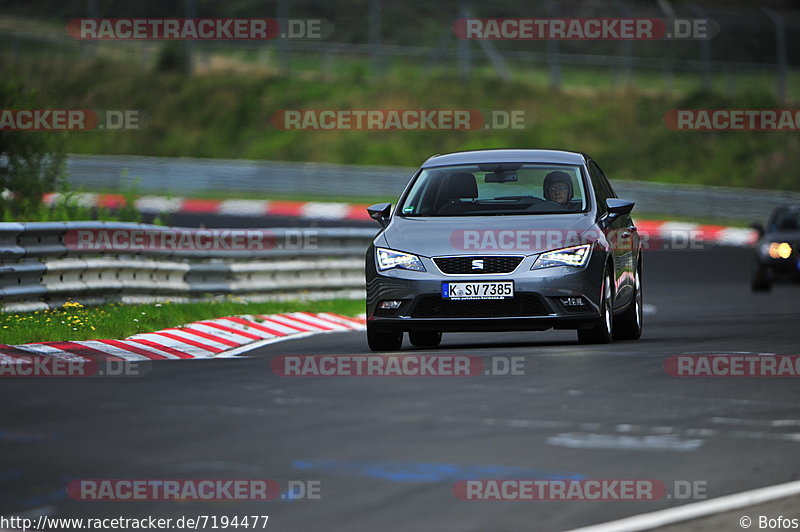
[380,214,598,257]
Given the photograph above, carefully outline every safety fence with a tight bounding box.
[66,154,800,224]
[0,222,377,312]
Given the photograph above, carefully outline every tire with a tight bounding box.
[367,323,403,351]
[751,263,771,292]
[578,269,614,344]
[409,331,442,348]
[613,263,643,340]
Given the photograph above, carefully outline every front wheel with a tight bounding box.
[613,264,643,340]
[367,323,403,351]
[578,269,614,344]
[409,331,442,348]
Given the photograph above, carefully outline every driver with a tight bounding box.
[543,171,574,208]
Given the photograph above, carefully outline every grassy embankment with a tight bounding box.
[6,57,799,194]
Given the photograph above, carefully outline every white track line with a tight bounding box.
[568,479,800,532]
[216,328,361,358]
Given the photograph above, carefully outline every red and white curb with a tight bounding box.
[0,312,366,362]
[42,192,758,246]
[636,220,757,247]
[43,192,374,221]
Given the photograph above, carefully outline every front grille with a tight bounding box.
[433,255,523,274]
[411,294,549,318]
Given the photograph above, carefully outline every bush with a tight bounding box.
[155,41,191,74]
[0,78,67,220]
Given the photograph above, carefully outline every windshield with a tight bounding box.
[398,163,587,216]
[770,208,800,232]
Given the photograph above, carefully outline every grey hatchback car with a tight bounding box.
[365,149,643,351]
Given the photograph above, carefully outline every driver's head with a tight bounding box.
[543,171,573,206]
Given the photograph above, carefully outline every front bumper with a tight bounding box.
[366,248,606,333]
[756,251,800,281]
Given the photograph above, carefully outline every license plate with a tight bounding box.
[442,281,514,300]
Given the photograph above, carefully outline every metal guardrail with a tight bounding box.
[66,154,800,223]
[0,222,377,312]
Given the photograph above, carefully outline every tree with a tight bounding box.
[0,78,66,220]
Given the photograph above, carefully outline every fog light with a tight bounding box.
[379,300,402,310]
[560,297,585,307]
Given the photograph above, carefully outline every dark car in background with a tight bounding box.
[364,149,643,351]
[751,204,800,292]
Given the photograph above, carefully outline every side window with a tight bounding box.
[587,162,609,214]
[592,161,617,199]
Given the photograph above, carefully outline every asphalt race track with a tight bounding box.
[2,246,799,531]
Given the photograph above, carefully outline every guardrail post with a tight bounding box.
[458,2,471,80]
[369,0,382,76]
[690,5,712,92]
[764,8,788,104]
[277,0,290,75]
[545,0,561,90]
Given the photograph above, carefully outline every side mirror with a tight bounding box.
[604,198,635,222]
[749,222,765,239]
[367,202,391,227]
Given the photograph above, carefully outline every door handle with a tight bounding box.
[620,231,631,238]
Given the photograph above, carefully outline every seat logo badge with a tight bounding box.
[472,259,484,270]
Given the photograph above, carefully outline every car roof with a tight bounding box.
[421,149,587,168]
[772,203,800,213]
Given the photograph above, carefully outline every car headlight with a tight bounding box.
[761,242,793,259]
[376,248,426,272]
[532,244,592,270]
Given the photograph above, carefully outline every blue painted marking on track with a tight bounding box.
[0,472,70,508]
[292,460,584,483]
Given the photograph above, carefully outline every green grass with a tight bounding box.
[4,45,800,193]
[0,299,364,344]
